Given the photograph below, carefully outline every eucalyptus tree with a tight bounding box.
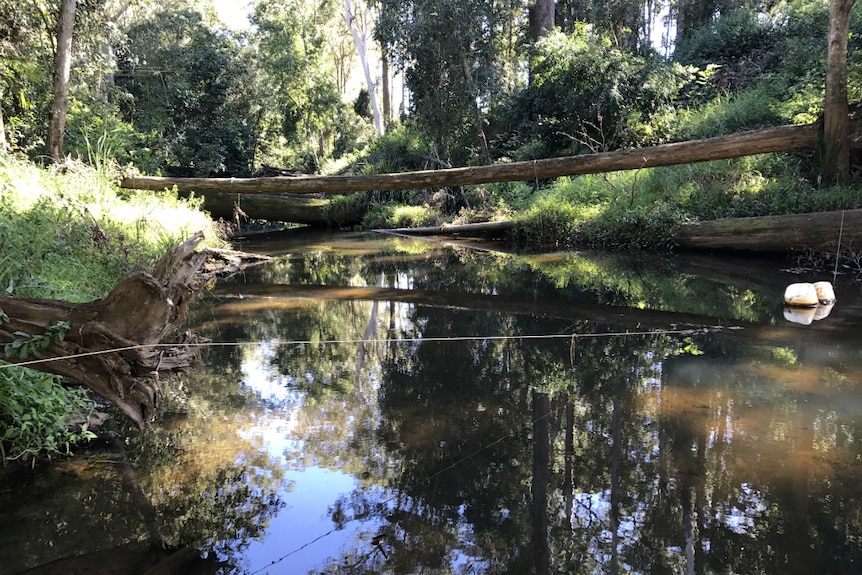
[376,0,513,165]
[252,0,344,170]
[344,0,384,135]
[46,0,76,159]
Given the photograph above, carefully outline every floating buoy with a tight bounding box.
[783,281,836,324]
[813,281,836,304]
[784,283,819,307]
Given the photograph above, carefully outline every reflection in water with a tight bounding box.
[2,231,862,574]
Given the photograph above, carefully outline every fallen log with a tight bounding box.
[0,234,270,429]
[675,208,862,253]
[376,220,516,236]
[121,124,820,196]
[376,209,862,255]
[189,191,365,226]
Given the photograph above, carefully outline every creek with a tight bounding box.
[2,229,862,574]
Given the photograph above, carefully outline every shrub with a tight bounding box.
[0,362,97,466]
[361,203,439,229]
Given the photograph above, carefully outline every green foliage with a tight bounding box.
[357,123,435,175]
[0,154,221,300]
[0,363,97,466]
[376,0,506,164]
[252,0,346,171]
[672,82,787,140]
[117,9,258,176]
[361,203,438,229]
[4,321,70,360]
[501,27,685,159]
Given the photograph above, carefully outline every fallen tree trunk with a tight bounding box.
[122,124,820,195]
[675,208,862,252]
[0,233,264,429]
[376,220,516,236]
[382,209,862,254]
[190,191,363,226]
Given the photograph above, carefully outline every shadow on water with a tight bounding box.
[3,229,862,574]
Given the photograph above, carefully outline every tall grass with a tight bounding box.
[0,153,224,466]
[513,155,862,251]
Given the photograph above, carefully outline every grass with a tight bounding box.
[0,153,225,466]
[510,154,862,251]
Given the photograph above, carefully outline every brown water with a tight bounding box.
[2,229,862,574]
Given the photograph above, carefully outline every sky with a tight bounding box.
[212,0,253,29]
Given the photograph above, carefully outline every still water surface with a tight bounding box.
[2,229,862,574]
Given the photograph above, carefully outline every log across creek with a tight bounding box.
[120,122,862,253]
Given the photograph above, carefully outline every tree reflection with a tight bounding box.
[188,234,862,574]
[128,363,289,566]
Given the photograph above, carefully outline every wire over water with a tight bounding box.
[0,328,712,370]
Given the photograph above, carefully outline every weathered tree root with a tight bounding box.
[0,232,266,429]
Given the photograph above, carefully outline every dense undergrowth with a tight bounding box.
[0,153,224,467]
[347,83,862,251]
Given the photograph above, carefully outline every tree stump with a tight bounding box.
[0,233,218,429]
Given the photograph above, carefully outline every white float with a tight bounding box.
[813,281,836,303]
[783,283,819,307]
[783,281,836,324]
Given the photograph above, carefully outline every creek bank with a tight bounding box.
[377,208,862,255]
[0,234,272,430]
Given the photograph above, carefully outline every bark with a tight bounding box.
[674,208,862,253]
[121,123,821,195]
[344,0,384,136]
[184,190,363,226]
[46,0,76,160]
[823,0,856,183]
[0,234,243,429]
[381,49,391,127]
[529,0,556,42]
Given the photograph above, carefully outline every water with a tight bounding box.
[2,229,862,574]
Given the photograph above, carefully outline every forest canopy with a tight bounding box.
[3,0,859,178]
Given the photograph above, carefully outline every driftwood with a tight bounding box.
[122,124,820,197]
[0,233,270,429]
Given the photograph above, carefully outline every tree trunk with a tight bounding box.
[0,234,212,429]
[122,123,821,195]
[381,49,391,127]
[0,88,7,154]
[460,51,491,164]
[46,0,77,160]
[184,190,363,226]
[529,0,556,42]
[674,208,862,253]
[344,0,384,136]
[823,0,856,183]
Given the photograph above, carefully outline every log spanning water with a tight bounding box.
[122,124,820,199]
